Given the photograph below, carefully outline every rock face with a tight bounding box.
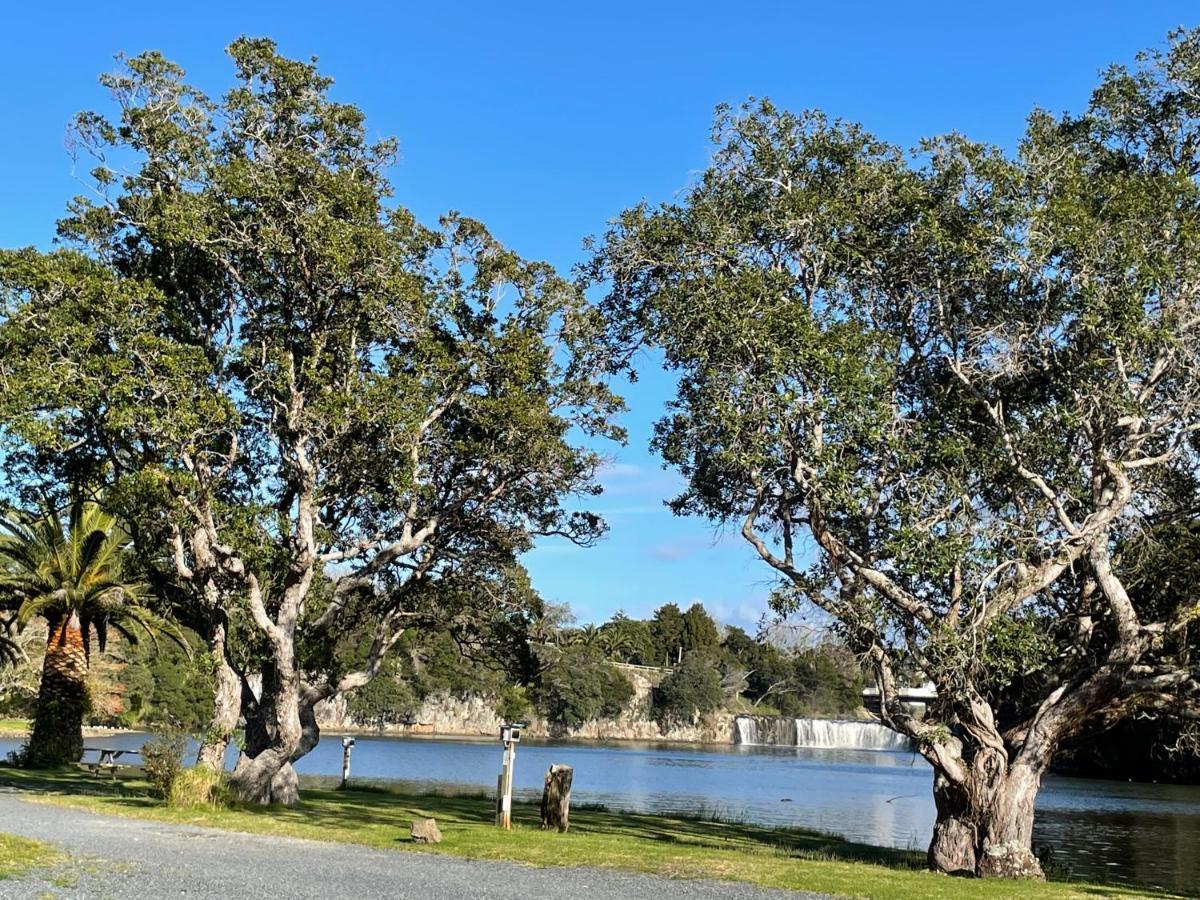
[410,818,443,843]
[312,666,758,745]
[315,686,740,743]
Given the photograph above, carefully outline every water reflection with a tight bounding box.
[2,733,1197,892]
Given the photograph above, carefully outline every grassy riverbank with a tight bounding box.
[0,766,1174,900]
[0,832,58,880]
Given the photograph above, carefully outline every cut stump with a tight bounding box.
[540,764,573,832]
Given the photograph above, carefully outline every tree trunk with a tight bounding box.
[926,757,1046,880]
[977,763,1043,879]
[227,662,303,805]
[24,613,90,768]
[927,767,978,875]
[196,621,240,770]
[540,764,573,832]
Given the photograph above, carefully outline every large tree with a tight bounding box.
[0,39,622,802]
[592,32,1200,879]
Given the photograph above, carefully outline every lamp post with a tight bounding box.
[496,723,523,829]
[340,736,355,789]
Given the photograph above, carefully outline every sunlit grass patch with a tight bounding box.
[0,833,59,880]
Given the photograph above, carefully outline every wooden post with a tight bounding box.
[540,764,573,832]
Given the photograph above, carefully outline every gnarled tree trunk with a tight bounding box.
[228,661,303,804]
[926,755,1045,879]
[977,763,1043,878]
[25,612,90,768]
[196,619,240,770]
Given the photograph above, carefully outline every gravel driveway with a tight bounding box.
[0,793,829,899]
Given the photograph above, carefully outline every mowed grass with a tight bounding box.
[0,832,58,880]
[0,765,1175,900]
[0,718,29,736]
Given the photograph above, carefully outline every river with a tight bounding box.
[4,732,1198,893]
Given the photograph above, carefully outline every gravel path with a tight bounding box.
[0,793,828,899]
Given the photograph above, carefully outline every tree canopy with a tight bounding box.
[0,38,624,801]
[591,30,1200,879]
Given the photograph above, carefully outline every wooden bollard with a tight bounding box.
[540,764,573,832]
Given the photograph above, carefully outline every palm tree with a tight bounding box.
[598,625,633,662]
[0,498,176,767]
[567,623,604,651]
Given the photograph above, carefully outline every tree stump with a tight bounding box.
[540,764,573,832]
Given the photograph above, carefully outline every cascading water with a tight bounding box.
[733,715,913,751]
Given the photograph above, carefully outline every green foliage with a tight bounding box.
[495,685,532,723]
[681,603,720,654]
[0,498,180,659]
[142,726,188,800]
[654,654,723,724]
[535,647,634,732]
[650,604,686,666]
[719,629,861,717]
[119,630,213,730]
[600,614,657,665]
[346,656,419,728]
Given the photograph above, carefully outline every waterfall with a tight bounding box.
[733,715,913,752]
[735,716,756,745]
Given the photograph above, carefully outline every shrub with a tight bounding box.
[168,766,227,808]
[654,654,723,724]
[536,648,634,731]
[141,726,188,799]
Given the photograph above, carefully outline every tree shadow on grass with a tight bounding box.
[0,765,1183,898]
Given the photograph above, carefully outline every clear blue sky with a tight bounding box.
[2,1,1195,629]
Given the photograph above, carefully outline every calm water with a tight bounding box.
[5,733,1198,893]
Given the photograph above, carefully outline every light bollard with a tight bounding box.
[340,736,355,789]
[496,723,523,829]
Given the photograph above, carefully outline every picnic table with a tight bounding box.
[80,746,140,775]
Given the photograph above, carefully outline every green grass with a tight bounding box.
[0,718,29,736]
[0,765,1175,900]
[0,832,58,880]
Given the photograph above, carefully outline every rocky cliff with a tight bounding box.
[314,666,739,744]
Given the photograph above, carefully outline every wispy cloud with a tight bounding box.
[648,535,713,561]
[598,461,645,479]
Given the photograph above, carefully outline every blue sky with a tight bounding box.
[2,1,1196,629]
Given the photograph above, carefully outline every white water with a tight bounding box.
[734,715,914,752]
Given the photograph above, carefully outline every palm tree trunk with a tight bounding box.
[24,612,90,767]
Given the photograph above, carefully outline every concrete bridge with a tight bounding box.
[860,683,937,716]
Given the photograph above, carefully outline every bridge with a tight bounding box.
[860,683,937,716]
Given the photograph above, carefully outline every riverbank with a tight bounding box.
[0,719,137,740]
[0,766,1171,899]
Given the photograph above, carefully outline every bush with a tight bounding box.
[655,654,723,724]
[536,648,634,731]
[168,766,227,808]
[495,685,532,723]
[345,656,420,727]
[141,727,188,800]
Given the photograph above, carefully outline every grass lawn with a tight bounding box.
[0,765,1176,900]
[0,832,58,880]
[0,718,29,736]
